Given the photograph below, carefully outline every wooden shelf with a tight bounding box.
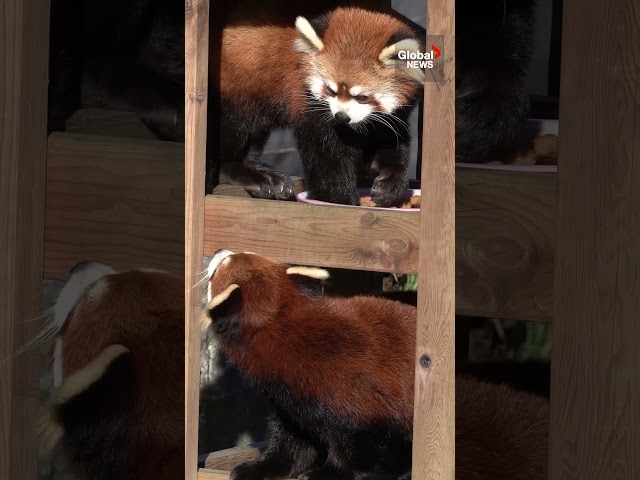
[197,445,278,480]
[204,167,556,322]
[42,131,554,321]
[204,194,421,274]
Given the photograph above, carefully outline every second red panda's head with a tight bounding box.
[294,7,426,125]
[204,249,330,333]
[41,262,184,480]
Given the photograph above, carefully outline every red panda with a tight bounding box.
[40,262,184,480]
[205,250,549,480]
[208,6,426,206]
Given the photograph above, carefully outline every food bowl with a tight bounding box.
[296,188,421,211]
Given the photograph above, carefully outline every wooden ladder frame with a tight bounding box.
[185,0,455,478]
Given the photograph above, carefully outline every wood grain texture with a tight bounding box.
[198,469,247,480]
[411,0,456,478]
[44,133,184,278]
[456,168,555,322]
[550,0,640,478]
[0,0,50,477]
[185,0,210,478]
[206,168,555,321]
[204,195,421,273]
[199,445,295,480]
[202,445,261,470]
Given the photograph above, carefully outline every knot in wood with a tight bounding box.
[359,212,378,228]
[420,354,432,369]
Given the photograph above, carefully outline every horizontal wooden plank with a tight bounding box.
[197,469,233,480]
[198,445,295,480]
[205,167,555,321]
[201,444,261,471]
[204,195,421,274]
[43,131,554,321]
[44,132,184,279]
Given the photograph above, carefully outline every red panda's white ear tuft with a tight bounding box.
[203,283,241,331]
[294,16,324,53]
[39,344,131,454]
[286,266,330,280]
[286,267,329,298]
[379,38,426,83]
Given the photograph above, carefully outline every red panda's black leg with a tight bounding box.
[369,142,411,208]
[212,116,293,200]
[231,413,321,480]
[294,121,360,206]
[297,432,387,480]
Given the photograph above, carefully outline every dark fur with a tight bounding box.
[48,0,184,138]
[455,0,537,162]
[206,252,549,480]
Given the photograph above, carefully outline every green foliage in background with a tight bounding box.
[389,274,552,361]
[401,274,419,291]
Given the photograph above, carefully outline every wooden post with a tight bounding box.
[185,0,210,477]
[412,0,455,478]
[0,0,50,477]
[550,0,640,478]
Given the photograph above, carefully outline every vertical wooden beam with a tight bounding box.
[550,0,640,478]
[185,0,210,477]
[412,0,455,478]
[0,0,50,478]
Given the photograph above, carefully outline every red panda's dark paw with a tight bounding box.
[370,172,408,208]
[230,462,267,480]
[247,166,294,201]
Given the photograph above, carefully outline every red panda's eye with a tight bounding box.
[324,84,337,95]
[354,94,370,103]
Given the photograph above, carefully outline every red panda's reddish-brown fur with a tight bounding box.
[217,6,421,122]
[206,251,549,479]
[43,265,184,480]
[209,253,416,429]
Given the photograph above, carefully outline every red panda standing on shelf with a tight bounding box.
[205,250,549,480]
[208,6,426,206]
[40,262,184,480]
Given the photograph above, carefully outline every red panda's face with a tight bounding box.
[294,8,425,127]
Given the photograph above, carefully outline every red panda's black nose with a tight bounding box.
[335,112,351,124]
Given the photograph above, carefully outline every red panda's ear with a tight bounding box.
[39,345,134,454]
[286,267,329,298]
[294,16,325,53]
[379,37,426,83]
[203,284,242,331]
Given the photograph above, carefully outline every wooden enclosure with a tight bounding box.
[1,0,638,478]
[185,0,458,477]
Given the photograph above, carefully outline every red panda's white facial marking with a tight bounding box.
[327,96,373,124]
[375,93,400,114]
[207,249,235,302]
[53,261,117,387]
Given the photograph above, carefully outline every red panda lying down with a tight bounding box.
[205,250,549,480]
[40,262,184,480]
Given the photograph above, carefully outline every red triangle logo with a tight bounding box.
[432,44,441,59]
